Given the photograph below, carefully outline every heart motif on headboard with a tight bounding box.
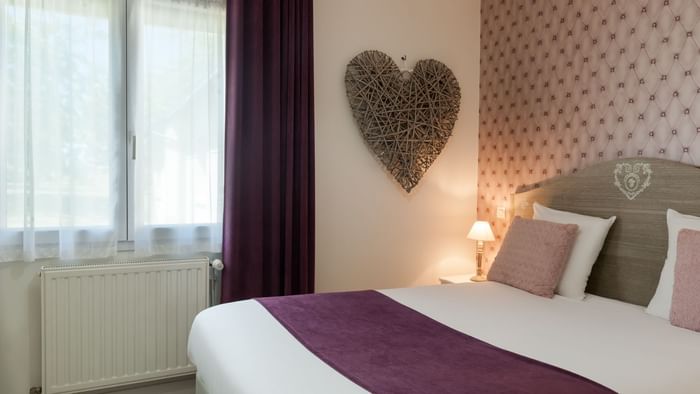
[613,162,652,200]
[345,50,461,192]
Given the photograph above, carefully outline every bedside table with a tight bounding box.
[438,274,477,284]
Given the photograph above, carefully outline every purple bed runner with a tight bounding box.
[256,290,615,394]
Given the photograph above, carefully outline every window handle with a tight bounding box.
[131,135,136,160]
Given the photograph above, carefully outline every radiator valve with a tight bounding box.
[211,259,224,271]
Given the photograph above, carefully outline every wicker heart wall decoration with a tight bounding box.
[345,50,461,192]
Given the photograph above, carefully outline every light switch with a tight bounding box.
[496,206,507,219]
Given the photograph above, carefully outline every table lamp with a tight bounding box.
[467,221,495,282]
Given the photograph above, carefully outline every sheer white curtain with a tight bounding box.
[128,0,225,255]
[0,0,124,262]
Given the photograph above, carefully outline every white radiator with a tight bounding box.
[40,258,209,394]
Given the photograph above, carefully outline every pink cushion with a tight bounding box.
[670,229,700,331]
[487,217,578,298]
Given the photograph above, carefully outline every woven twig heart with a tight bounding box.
[345,50,461,192]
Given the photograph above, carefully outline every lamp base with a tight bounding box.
[470,274,487,282]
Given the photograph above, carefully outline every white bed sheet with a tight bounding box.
[188,282,700,394]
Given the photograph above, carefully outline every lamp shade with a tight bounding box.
[467,221,495,241]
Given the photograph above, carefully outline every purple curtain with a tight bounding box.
[221,0,315,303]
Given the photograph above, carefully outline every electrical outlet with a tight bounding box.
[496,206,507,219]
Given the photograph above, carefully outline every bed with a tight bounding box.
[188,158,700,393]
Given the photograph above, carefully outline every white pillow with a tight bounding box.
[533,203,616,300]
[646,209,700,319]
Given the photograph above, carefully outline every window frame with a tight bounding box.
[120,0,130,243]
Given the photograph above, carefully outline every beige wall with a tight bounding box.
[314,0,482,292]
[0,261,43,394]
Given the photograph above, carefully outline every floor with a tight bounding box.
[105,377,195,394]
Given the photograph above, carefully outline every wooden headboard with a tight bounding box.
[513,158,700,306]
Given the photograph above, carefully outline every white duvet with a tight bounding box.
[188,282,700,394]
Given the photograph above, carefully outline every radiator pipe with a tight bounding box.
[209,259,224,305]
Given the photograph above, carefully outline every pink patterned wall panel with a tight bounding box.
[479,0,700,263]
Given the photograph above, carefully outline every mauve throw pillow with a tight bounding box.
[670,229,700,332]
[487,217,578,298]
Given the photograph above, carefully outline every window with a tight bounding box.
[0,0,225,262]
[129,0,225,254]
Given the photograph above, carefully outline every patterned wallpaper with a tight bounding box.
[478,0,700,262]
